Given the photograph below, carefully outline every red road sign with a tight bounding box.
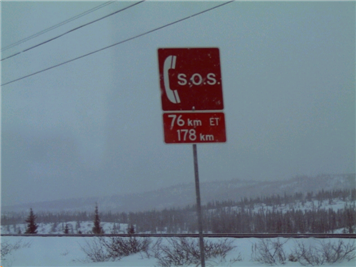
[158,48,224,111]
[163,112,226,143]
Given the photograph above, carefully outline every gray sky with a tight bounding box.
[1,1,355,206]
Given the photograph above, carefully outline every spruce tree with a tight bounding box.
[127,224,135,234]
[92,204,104,234]
[64,224,69,234]
[25,208,38,234]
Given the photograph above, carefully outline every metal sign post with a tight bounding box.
[193,144,205,267]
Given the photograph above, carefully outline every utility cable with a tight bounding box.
[1,0,145,61]
[1,0,234,87]
[1,1,115,52]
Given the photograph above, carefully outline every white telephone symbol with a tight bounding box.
[163,55,181,104]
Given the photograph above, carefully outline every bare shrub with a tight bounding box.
[80,236,151,262]
[293,241,325,266]
[1,239,31,262]
[288,253,298,262]
[319,239,356,263]
[80,238,109,262]
[153,237,235,267]
[293,239,356,266]
[251,238,288,265]
[146,237,163,259]
[100,236,151,259]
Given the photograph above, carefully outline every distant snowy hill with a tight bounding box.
[2,173,355,213]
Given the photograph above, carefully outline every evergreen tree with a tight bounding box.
[51,222,57,233]
[25,208,38,234]
[127,224,135,234]
[75,220,81,232]
[111,222,120,233]
[92,204,104,234]
[64,224,69,234]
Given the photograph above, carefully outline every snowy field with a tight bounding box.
[1,236,355,267]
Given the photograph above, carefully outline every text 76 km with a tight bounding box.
[168,114,220,129]
[168,114,202,128]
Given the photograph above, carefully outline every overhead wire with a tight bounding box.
[1,1,116,52]
[1,0,145,61]
[1,0,234,87]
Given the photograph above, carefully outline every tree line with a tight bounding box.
[2,188,355,234]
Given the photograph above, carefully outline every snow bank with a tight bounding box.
[1,236,355,267]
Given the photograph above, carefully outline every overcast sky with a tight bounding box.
[1,1,355,206]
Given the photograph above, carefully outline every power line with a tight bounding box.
[1,1,145,61]
[1,1,115,52]
[1,1,234,87]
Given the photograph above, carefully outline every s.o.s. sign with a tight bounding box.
[158,48,224,111]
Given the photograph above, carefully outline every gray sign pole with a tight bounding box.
[192,144,205,267]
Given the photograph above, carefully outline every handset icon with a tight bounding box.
[163,55,180,104]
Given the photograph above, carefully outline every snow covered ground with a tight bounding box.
[1,236,355,267]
